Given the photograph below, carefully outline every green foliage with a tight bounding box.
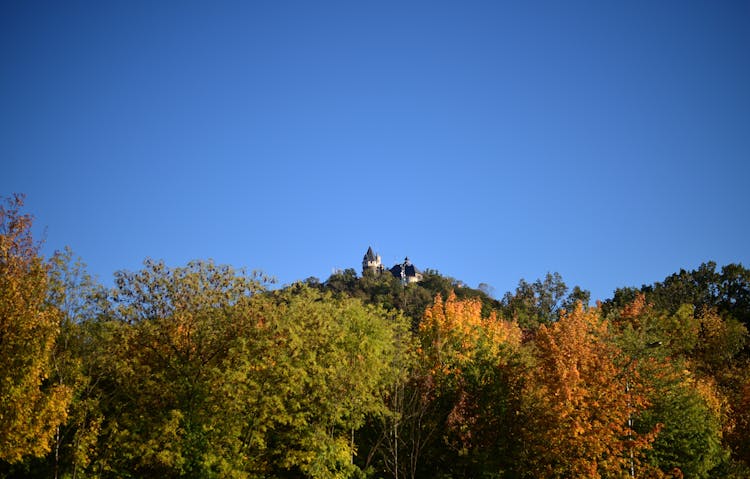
[322,267,502,329]
[636,365,730,478]
[611,293,741,478]
[500,272,591,329]
[52,260,407,478]
[606,261,750,331]
[252,285,408,477]
[79,259,269,477]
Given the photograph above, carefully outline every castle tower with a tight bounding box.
[362,246,384,275]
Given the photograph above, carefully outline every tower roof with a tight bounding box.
[363,246,377,261]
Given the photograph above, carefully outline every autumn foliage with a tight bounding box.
[0,195,71,463]
[1,196,749,478]
[419,291,521,378]
[520,304,658,478]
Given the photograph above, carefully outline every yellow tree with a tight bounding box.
[414,292,523,476]
[419,291,521,379]
[0,195,71,463]
[520,304,658,478]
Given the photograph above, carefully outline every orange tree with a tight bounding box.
[519,303,658,478]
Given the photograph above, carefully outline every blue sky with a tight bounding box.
[2,1,749,302]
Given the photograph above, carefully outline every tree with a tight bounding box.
[0,195,72,463]
[501,272,590,329]
[610,294,739,477]
[606,262,750,331]
[636,365,729,478]
[41,248,107,479]
[86,259,269,477]
[324,268,360,297]
[718,263,750,329]
[81,265,402,478]
[411,292,524,477]
[519,304,658,478]
[729,376,750,467]
[252,286,406,478]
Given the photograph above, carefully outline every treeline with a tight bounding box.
[2,195,750,478]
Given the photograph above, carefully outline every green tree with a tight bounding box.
[253,285,406,478]
[606,261,750,331]
[320,267,504,331]
[501,272,590,329]
[636,365,729,478]
[718,263,750,329]
[87,259,269,477]
[324,268,360,297]
[81,264,402,478]
[611,294,738,477]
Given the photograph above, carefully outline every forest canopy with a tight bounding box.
[2,195,750,479]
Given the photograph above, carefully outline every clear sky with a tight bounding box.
[2,1,749,302]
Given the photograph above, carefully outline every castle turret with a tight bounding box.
[362,246,384,275]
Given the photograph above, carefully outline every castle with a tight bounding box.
[362,246,423,284]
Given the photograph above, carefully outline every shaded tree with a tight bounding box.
[324,268,360,297]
